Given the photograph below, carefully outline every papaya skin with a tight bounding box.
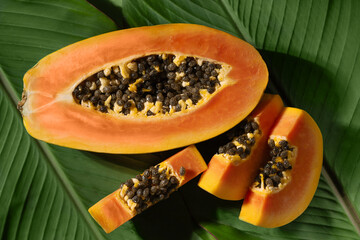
[20,23,268,154]
[239,108,323,228]
[198,94,284,200]
[88,145,207,233]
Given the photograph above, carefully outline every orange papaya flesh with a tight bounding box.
[198,94,284,200]
[18,23,268,154]
[88,189,133,234]
[239,108,323,228]
[89,145,207,233]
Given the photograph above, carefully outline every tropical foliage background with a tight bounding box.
[1,0,360,239]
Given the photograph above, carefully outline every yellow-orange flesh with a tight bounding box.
[88,145,207,233]
[198,94,284,200]
[239,108,323,228]
[19,24,268,154]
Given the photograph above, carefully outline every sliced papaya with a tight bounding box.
[88,145,207,233]
[18,23,268,154]
[198,94,284,200]
[239,108,323,228]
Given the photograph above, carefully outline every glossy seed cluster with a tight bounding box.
[254,139,294,189]
[72,54,222,116]
[119,165,185,214]
[217,119,260,159]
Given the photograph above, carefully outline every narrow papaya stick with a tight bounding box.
[89,145,207,233]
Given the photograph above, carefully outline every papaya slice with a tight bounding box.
[18,23,268,153]
[239,108,323,228]
[198,94,284,200]
[88,145,207,233]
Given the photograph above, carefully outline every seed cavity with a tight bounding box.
[217,118,261,163]
[119,163,186,214]
[253,137,295,191]
[73,54,230,117]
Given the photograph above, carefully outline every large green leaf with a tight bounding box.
[1,0,360,239]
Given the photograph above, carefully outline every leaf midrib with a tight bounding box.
[0,67,104,240]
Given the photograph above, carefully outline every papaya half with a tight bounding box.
[17,24,268,154]
[239,107,323,227]
[198,94,284,200]
[88,145,207,233]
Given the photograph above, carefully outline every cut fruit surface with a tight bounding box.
[198,94,284,200]
[88,145,207,233]
[18,23,268,153]
[72,54,229,117]
[239,108,323,228]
